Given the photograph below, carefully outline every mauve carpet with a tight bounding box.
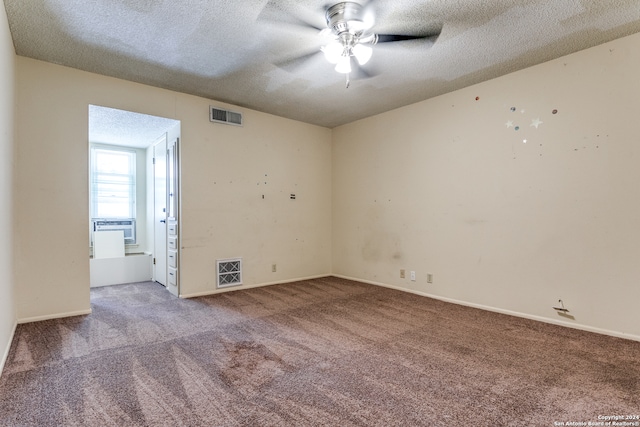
[0,277,639,426]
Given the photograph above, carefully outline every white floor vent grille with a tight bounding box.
[217,258,242,288]
[210,106,243,126]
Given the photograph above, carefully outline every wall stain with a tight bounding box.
[362,231,403,263]
[464,218,488,226]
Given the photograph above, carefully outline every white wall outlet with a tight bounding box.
[427,273,433,283]
[272,264,277,273]
[410,271,416,281]
[400,269,405,279]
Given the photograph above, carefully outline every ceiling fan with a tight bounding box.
[266,1,442,88]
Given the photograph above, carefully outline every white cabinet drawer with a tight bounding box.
[168,223,178,236]
[168,267,177,287]
[168,250,178,268]
[168,237,177,250]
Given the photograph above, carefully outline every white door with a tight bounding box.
[153,137,168,286]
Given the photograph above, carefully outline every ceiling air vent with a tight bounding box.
[210,106,243,126]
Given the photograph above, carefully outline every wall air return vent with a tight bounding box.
[217,258,243,288]
[210,106,243,126]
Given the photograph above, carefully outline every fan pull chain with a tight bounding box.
[345,72,350,89]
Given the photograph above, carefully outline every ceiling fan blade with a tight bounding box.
[257,1,326,32]
[274,50,325,74]
[350,60,380,80]
[375,32,441,44]
[360,0,382,15]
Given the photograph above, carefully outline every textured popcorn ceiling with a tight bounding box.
[5,0,640,128]
[89,105,179,148]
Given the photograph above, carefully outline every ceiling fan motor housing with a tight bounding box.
[326,2,366,35]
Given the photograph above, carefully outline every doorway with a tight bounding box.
[88,105,181,295]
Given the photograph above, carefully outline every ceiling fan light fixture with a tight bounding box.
[352,43,372,65]
[322,41,344,64]
[335,55,352,73]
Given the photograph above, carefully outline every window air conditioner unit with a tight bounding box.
[91,218,136,245]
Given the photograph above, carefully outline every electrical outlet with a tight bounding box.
[410,271,416,281]
[427,273,433,284]
[400,269,405,279]
[272,264,277,273]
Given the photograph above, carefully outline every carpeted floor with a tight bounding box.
[1,277,639,426]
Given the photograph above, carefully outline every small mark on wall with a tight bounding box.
[465,219,488,226]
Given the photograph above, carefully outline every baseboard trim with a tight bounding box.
[333,274,640,343]
[17,309,93,325]
[1,320,17,377]
[180,274,332,299]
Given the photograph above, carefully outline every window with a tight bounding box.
[90,147,136,219]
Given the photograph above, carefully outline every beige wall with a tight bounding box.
[179,102,332,296]
[0,0,16,372]
[15,57,332,319]
[333,32,640,340]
